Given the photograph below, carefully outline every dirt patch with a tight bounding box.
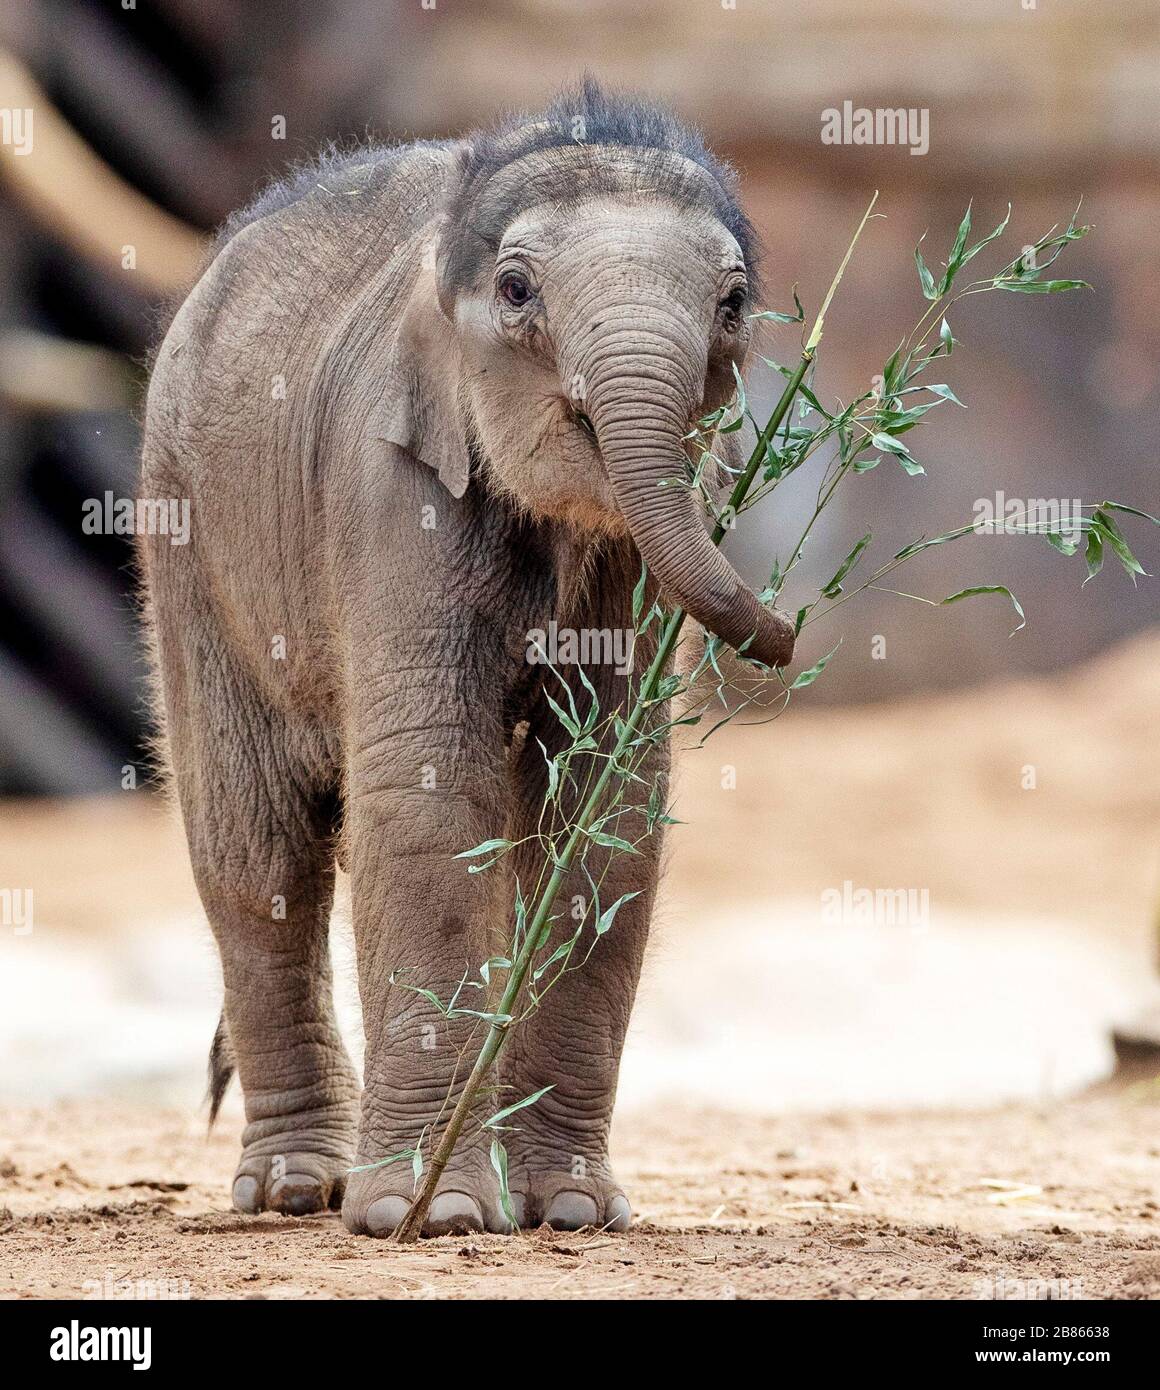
[3,1086,1157,1299]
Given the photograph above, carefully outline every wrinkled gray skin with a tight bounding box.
[140,93,794,1238]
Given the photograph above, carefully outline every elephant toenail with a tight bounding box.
[426,1191,484,1236]
[486,1190,525,1234]
[269,1177,323,1216]
[484,1191,524,1233]
[606,1195,632,1232]
[545,1191,599,1230]
[364,1195,409,1237]
[232,1175,260,1213]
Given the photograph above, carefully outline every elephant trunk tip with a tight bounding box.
[748,605,796,669]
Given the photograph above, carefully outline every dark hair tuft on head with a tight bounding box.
[457,77,758,270]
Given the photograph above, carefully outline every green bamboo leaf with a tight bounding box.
[485,1084,555,1129]
[790,643,841,689]
[586,829,639,854]
[1045,531,1079,556]
[926,383,966,407]
[749,287,805,325]
[455,838,513,860]
[914,236,937,299]
[892,524,976,561]
[631,561,648,626]
[939,585,1026,634]
[595,890,641,936]
[872,400,943,432]
[536,738,560,801]
[936,202,972,295]
[543,689,580,739]
[1007,211,1087,283]
[959,203,1011,270]
[478,956,511,986]
[881,343,904,394]
[995,278,1091,294]
[575,663,601,732]
[513,881,527,951]
[794,381,833,421]
[349,1147,419,1174]
[388,977,450,1014]
[1099,500,1160,527]
[490,1138,517,1229]
[1093,509,1147,579]
[1084,527,1104,584]
[821,532,872,598]
[531,936,577,982]
[446,1008,513,1025]
[871,432,925,476]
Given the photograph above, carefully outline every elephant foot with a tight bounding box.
[232,1148,352,1217]
[507,1156,632,1232]
[230,1107,359,1217]
[511,1167,630,1234]
[342,1151,510,1238]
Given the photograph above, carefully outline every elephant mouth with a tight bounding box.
[567,404,607,483]
[570,406,598,442]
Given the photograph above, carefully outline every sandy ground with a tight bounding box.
[1,632,1158,1298]
[2,1084,1159,1299]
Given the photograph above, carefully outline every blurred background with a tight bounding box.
[0,2,1157,1119]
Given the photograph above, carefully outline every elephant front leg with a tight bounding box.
[500,702,667,1232]
[341,773,512,1238]
[499,848,659,1232]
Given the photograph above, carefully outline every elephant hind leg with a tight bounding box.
[500,641,664,1234]
[152,600,359,1217]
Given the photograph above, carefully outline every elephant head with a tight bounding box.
[380,82,795,668]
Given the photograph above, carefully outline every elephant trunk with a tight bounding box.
[582,335,795,668]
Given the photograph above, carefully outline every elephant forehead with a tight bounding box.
[473,144,727,229]
[500,198,741,277]
[443,145,741,294]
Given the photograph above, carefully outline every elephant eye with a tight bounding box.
[720,287,746,317]
[499,272,534,308]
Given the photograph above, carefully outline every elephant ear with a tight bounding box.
[372,258,472,499]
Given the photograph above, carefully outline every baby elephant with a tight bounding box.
[140,81,794,1237]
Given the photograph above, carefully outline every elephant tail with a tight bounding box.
[206,1011,235,1128]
